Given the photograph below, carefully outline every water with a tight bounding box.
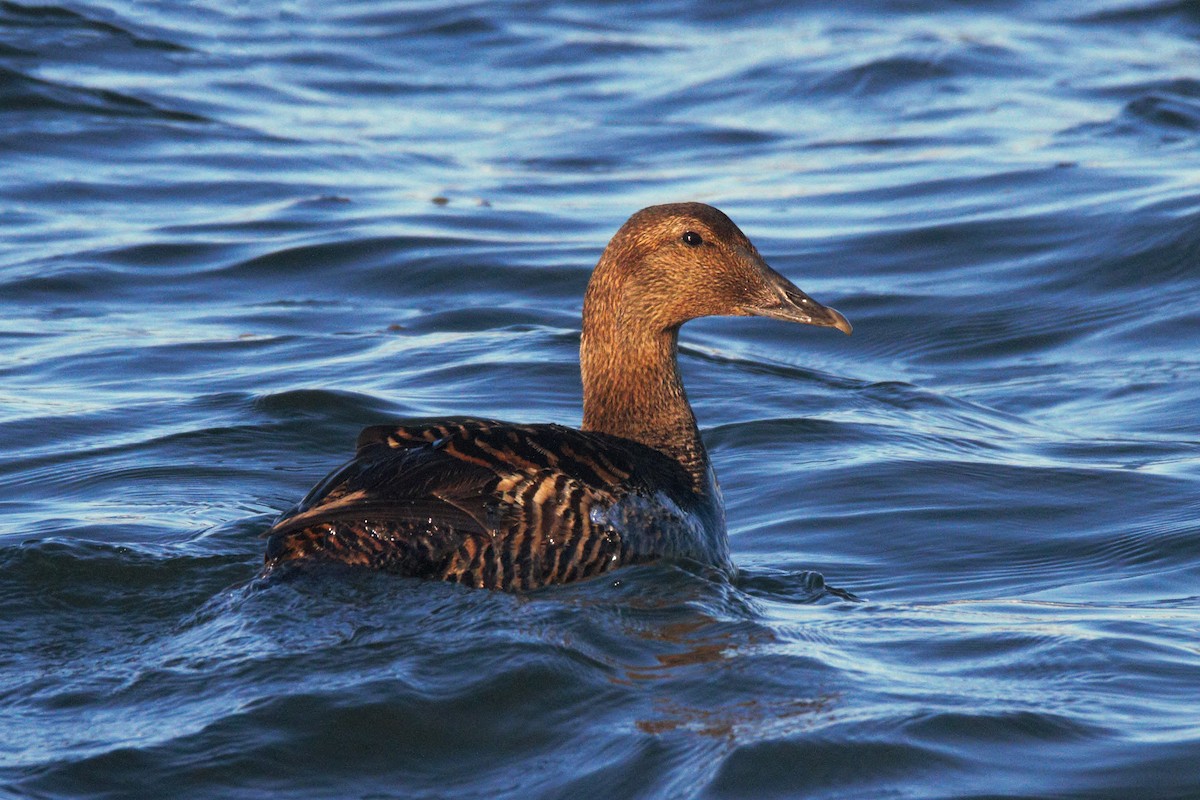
[3,1,1200,797]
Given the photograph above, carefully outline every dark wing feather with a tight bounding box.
[263,418,709,590]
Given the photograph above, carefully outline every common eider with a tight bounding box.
[264,203,851,590]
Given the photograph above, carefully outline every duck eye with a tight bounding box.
[682,231,703,247]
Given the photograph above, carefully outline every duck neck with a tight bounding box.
[580,311,710,490]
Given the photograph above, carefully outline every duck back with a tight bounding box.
[264,418,728,590]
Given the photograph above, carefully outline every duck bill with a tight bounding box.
[742,264,853,335]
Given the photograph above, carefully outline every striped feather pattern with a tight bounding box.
[264,418,725,591]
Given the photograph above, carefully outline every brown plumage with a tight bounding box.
[263,203,851,590]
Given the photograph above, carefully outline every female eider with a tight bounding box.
[264,203,851,590]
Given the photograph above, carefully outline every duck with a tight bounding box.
[263,202,851,590]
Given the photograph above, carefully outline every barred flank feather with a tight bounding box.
[264,418,725,591]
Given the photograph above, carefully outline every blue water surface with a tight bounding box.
[2,1,1200,798]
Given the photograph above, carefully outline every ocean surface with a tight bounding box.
[3,1,1200,798]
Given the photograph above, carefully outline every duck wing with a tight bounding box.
[263,418,707,590]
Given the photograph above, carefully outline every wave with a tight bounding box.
[0,65,207,122]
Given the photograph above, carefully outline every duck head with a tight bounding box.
[584,202,852,336]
